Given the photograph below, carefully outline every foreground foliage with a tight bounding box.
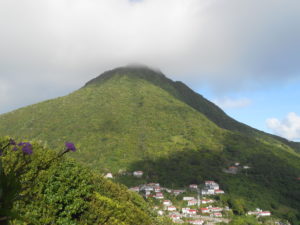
[0,137,168,225]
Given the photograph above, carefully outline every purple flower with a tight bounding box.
[9,139,16,145]
[65,142,76,152]
[20,142,33,155]
[12,146,18,151]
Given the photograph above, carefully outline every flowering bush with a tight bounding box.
[0,137,76,224]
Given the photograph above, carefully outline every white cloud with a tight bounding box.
[0,0,299,113]
[213,97,251,109]
[266,112,300,141]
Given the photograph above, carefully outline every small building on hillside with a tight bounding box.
[133,171,143,177]
[189,184,198,189]
[183,196,195,201]
[188,200,198,206]
[187,220,204,225]
[173,189,185,196]
[200,208,210,213]
[129,186,140,192]
[163,200,172,206]
[104,173,113,178]
[215,189,225,194]
[167,206,177,211]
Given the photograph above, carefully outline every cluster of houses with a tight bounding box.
[109,170,274,224]
[201,181,225,195]
[129,180,231,224]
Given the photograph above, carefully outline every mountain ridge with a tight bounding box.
[0,66,299,221]
[85,65,300,153]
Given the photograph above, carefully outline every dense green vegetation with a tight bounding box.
[0,66,299,223]
[0,137,170,225]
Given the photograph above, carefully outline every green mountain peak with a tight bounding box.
[0,66,299,219]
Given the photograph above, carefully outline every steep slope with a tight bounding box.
[86,66,300,153]
[0,68,226,170]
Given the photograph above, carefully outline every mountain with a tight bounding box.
[0,65,299,222]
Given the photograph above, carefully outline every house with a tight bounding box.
[259,211,271,217]
[228,166,238,174]
[183,196,195,201]
[104,173,113,178]
[188,200,198,206]
[212,212,222,217]
[215,189,225,194]
[167,206,177,211]
[235,162,240,166]
[201,188,215,195]
[163,200,172,206]
[200,208,210,213]
[129,186,140,192]
[154,192,164,199]
[204,181,219,190]
[157,210,164,216]
[182,208,190,214]
[188,209,197,215]
[165,188,172,193]
[169,213,181,221]
[189,184,198,189]
[187,220,204,225]
[173,189,185,196]
[140,185,154,192]
[154,187,161,192]
[133,171,143,177]
[211,207,223,212]
[247,208,262,215]
[243,166,251,169]
[201,199,214,204]
[148,182,160,187]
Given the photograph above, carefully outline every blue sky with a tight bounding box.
[0,0,299,141]
[196,79,300,140]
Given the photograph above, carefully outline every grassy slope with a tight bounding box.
[0,74,226,170]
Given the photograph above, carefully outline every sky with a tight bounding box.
[0,0,299,141]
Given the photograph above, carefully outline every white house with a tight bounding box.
[201,199,214,204]
[157,210,164,216]
[201,188,215,195]
[169,214,181,221]
[133,171,143,177]
[154,187,161,192]
[163,200,172,206]
[104,173,113,178]
[259,211,271,217]
[188,200,198,206]
[182,208,190,214]
[129,186,140,192]
[183,196,195,201]
[211,207,223,212]
[200,208,210,213]
[167,206,177,211]
[173,190,185,196]
[212,212,222,217]
[154,192,164,199]
[215,189,225,194]
[189,184,198,189]
[188,209,197,215]
[187,220,204,225]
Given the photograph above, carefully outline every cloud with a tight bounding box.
[266,112,300,141]
[213,97,252,109]
[0,0,299,113]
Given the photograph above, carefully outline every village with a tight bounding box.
[105,170,275,225]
